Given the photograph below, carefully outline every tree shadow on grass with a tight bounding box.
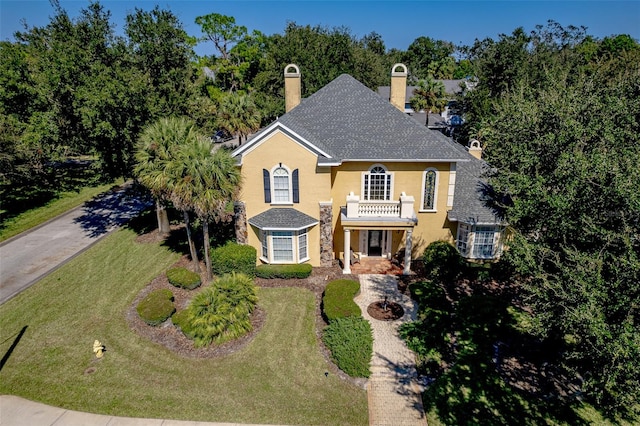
[405,280,587,425]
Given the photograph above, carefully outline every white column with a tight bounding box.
[343,228,351,274]
[403,229,413,275]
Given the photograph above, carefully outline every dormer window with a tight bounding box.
[363,164,392,200]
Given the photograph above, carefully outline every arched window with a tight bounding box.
[421,168,438,211]
[363,164,392,200]
[272,167,290,202]
[263,165,299,204]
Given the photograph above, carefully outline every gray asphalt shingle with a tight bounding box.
[248,208,318,230]
[277,74,468,162]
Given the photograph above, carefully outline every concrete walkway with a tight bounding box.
[0,183,151,304]
[355,274,427,426]
[0,395,280,426]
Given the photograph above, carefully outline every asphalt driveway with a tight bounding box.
[0,183,152,304]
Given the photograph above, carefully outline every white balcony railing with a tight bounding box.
[345,192,415,219]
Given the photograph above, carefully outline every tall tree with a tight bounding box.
[125,6,196,119]
[405,36,455,80]
[134,117,203,272]
[216,93,261,144]
[470,29,640,413]
[189,146,241,279]
[409,76,447,113]
[134,117,180,235]
[195,13,247,60]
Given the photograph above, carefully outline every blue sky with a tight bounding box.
[1,1,639,57]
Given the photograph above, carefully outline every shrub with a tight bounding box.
[422,240,463,283]
[322,316,373,378]
[166,267,201,290]
[322,279,361,322]
[137,289,175,326]
[171,309,195,339]
[256,263,312,279]
[211,242,256,277]
[186,272,258,347]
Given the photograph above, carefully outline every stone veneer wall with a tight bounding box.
[319,203,333,266]
[234,202,248,245]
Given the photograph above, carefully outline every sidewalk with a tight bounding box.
[355,274,427,426]
[0,395,280,426]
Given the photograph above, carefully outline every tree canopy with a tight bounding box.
[464,22,640,414]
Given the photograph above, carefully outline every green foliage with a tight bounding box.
[322,279,361,322]
[211,242,257,277]
[463,20,640,413]
[322,316,373,378]
[409,76,448,114]
[184,272,258,347]
[166,267,201,290]
[171,309,195,339]
[405,36,455,80]
[136,289,175,326]
[255,263,312,279]
[422,240,464,283]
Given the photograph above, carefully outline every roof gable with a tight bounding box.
[278,74,467,162]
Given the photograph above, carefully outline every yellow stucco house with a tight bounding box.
[231,64,504,274]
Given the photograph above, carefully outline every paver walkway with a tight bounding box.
[355,274,427,426]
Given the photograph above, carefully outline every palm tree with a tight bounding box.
[135,117,182,235]
[216,93,261,145]
[169,136,242,278]
[135,117,202,272]
[409,76,447,114]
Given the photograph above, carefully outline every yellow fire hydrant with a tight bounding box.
[93,340,105,358]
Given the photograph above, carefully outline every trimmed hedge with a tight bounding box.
[211,242,256,277]
[137,289,175,326]
[256,263,312,279]
[166,267,201,290]
[422,240,463,283]
[322,316,373,378]
[322,279,361,322]
[171,309,195,339]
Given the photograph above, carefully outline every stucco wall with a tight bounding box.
[237,130,331,266]
[330,161,455,260]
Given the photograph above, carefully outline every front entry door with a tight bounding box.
[368,230,383,257]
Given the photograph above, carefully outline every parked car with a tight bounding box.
[211,130,232,143]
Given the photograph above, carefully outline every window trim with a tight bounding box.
[270,164,292,204]
[361,163,393,201]
[420,167,439,212]
[259,228,310,264]
[456,223,502,260]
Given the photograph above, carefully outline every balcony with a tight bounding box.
[344,192,415,220]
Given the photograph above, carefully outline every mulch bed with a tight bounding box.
[126,234,364,385]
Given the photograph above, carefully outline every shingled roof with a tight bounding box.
[448,157,504,225]
[248,208,318,230]
[273,74,468,163]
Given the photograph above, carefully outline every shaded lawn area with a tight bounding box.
[402,278,637,426]
[0,228,367,425]
[0,179,123,242]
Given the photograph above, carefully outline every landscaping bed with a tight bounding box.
[126,253,353,362]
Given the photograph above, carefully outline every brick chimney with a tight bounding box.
[390,63,408,112]
[284,64,301,112]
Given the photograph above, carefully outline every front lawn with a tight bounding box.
[0,228,367,425]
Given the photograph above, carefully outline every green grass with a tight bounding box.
[0,228,367,425]
[0,179,123,242]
